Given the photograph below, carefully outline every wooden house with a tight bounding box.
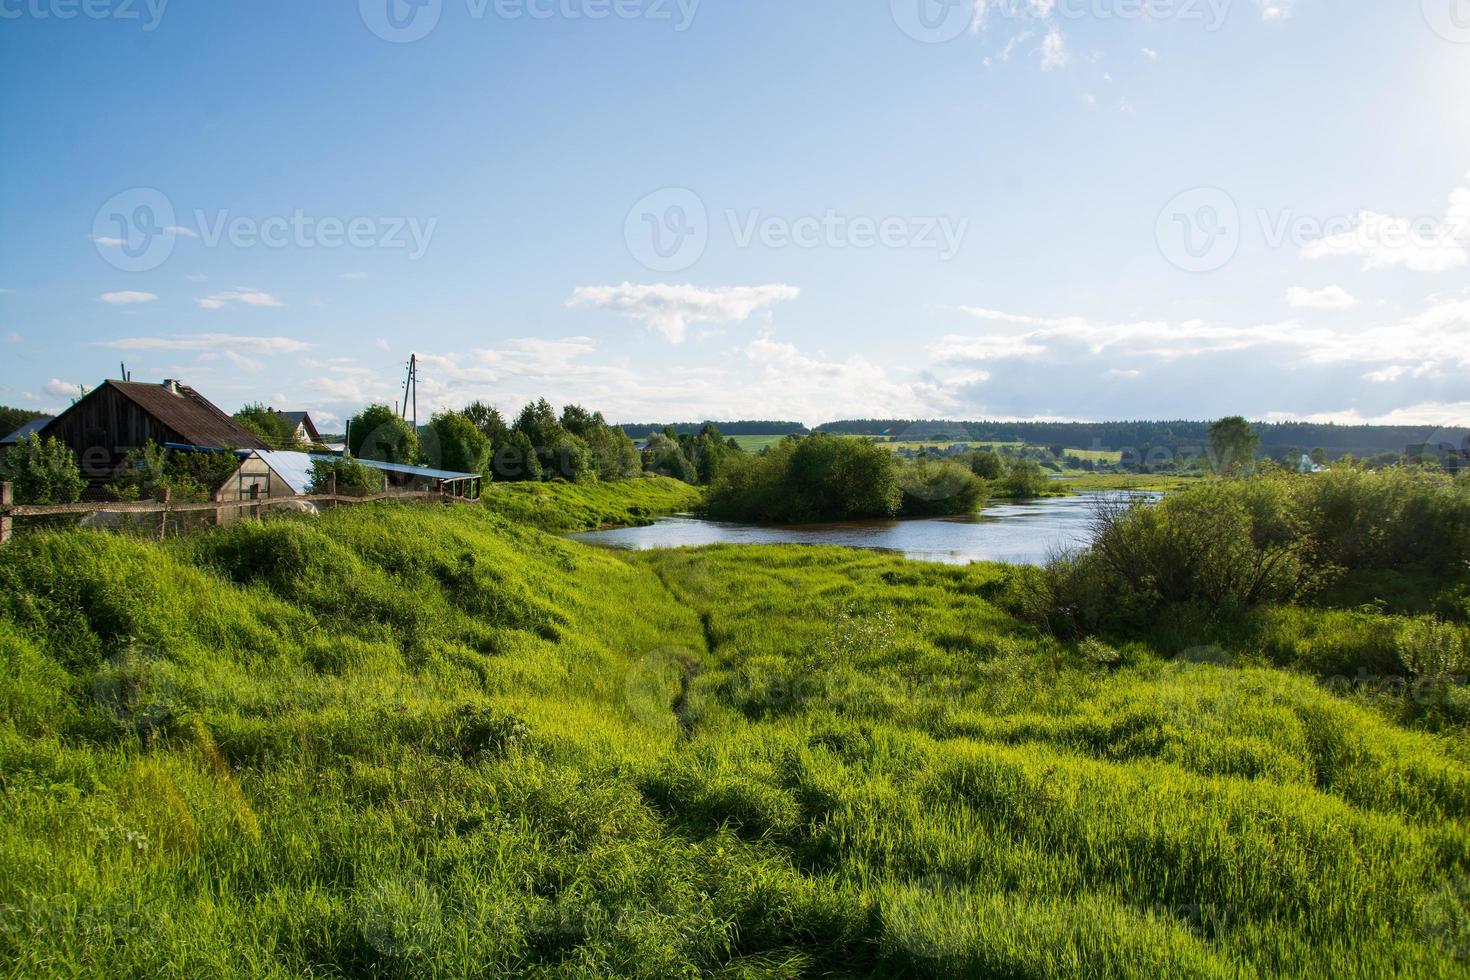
[40,379,267,493]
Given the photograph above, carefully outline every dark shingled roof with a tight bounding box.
[106,380,267,450]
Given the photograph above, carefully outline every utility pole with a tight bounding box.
[401,353,419,433]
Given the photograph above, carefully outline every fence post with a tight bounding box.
[0,482,11,547]
[156,488,170,541]
[328,473,336,511]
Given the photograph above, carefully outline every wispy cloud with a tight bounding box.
[101,333,311,354]
[92,226,195,247]
[43,378,84,399]
[1286,285,1358,311]
[567,283,800,343]
[196,288,284,310]
[99,290,158,305]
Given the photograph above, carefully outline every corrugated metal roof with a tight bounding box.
[0,417,53,445]
[329,455,480,482]
[255,451,317,495]
[250,450,480,495]
[106,380,268,450]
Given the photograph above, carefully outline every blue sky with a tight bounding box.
[1,0,1467,430]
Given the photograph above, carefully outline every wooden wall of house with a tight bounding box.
[45,386,184,492]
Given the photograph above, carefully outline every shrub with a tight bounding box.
[999,458,1051,499]
[704,434,902,523]
[308,457,382,496]
[0,433,84,505]
[897,460,986,517]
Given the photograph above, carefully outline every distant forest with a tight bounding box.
[812,419,1467,457]
[620,421,809,439]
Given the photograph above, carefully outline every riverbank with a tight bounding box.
[480,475,703,532]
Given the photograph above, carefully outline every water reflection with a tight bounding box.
[569,491,1157,566]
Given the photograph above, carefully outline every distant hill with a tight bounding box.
[620,421,809,439]
[813,419,1468,458]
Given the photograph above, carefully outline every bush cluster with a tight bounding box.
[1017,467,1470,638]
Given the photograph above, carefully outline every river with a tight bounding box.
[568,490,1157,566]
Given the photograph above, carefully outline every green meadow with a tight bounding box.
[1,477,1468,977]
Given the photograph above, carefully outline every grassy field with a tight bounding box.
[1,488,1467,977]
[728,435,791,453]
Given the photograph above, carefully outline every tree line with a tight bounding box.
[813,418,1466,457]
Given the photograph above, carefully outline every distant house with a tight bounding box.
[0,416,53,461]
[40,379,267,493]
[1298,454,1325,474]
[273,410,322,446]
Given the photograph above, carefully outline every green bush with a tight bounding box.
[308,457,382,496]
[704,434,902,523]
[348,404,419,465]
[0,433,84,505]
[897,459,986,517]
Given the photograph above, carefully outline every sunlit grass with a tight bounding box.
[0,493,1466,977]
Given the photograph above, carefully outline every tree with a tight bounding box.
[1001,457,1050,498]
[492,430,542,482]
[0,433,84,504]
[422,411,492,476]
[1309,447,1328,467]
[463,401,511,447]
[348,404,419,465]
[562,404,641,481]
[234,403,300,449]
[1208,416,1260,476]
[965,450,1005,480]
[644,432,696,483]
[0,406,45,440]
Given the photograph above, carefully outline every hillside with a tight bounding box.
[1,491,1468,977]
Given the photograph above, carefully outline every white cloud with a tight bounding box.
[1141,47,1158,61]
[375,338,391,351]
[99,290,158,305]
[93,226,194,248]
[1265,402,1470,427]
[197,288,284,310]
[184,273,209,283]
[1301,179,1470,273]
[101,333,311,354]
[44,378,83,399]
[1256,0,1294,19]
[566,283,800,343]
[1286,285,1357,311]
[1040,28,1068,70]
[945,298,1470,375]
[3,331,20,345]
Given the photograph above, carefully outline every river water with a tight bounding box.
[568,491,1157,566]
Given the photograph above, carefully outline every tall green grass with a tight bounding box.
[1,497,1467,977]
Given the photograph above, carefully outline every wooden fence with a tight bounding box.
[0,480,475,546]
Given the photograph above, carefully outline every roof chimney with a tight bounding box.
[162,379,181,395]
